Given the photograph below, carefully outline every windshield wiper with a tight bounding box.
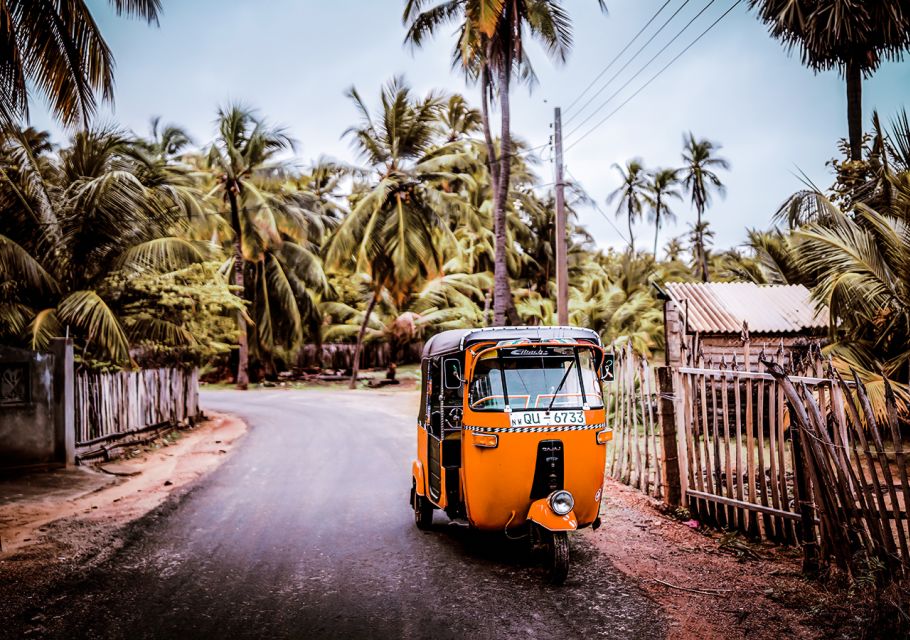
[546,361,575,413]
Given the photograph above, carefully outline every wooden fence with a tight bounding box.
[605,344,663,499]
[75,368,200,448]
[673,365,823,542]
[768,364,910,578]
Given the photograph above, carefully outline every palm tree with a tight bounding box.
[644,168,681,256]
[206,105,295,389]
[796,201,910,411]
[323,77,465,387]
[0,0,160,127]
[607,160,648,254]
[686,220,715,279]
[748,1,910,161]
[0,125,217,364]
[403,0,607,326]
[681,133,729,281]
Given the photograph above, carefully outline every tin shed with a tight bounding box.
[656,282,829,371]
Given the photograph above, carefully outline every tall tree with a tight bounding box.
[607,160,648,254]
[403,0,607,326]
[644,167,681,256]
[206,105,294,389]
[0,0,161,127]
[0,125,217,364]
[323,77,464,387]
[681,133,729,281]
[748,0,910,161]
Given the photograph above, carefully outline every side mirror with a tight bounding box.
[443,359,464,389]
[600,353,615,382]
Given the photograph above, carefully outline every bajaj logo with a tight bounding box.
[510,349,549,356]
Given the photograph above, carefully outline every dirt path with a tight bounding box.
[595,479,824,639]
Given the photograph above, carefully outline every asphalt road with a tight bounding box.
[15,389,666,640]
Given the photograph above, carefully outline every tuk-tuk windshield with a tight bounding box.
[469,346,604,411]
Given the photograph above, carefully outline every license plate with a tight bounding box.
[509,410,586,427]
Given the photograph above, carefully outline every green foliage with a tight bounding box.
[108,262,245,367]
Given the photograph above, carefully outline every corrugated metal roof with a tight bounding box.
[663,282,829,334]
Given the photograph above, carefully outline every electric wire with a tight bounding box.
[565,0,717,139]
[565,0,743,153]
[565,167,632,249]
[563,0,675,116]
[564,0,695,127]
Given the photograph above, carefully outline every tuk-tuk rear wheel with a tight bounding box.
[546,531,570,585]
[412,482,434,530]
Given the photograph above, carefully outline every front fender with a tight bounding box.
[527,497,578,532]
[412,460,426,497]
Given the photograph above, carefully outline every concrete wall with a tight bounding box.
[0,339,74,468]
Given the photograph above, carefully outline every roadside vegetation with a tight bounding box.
[0,0,909,409]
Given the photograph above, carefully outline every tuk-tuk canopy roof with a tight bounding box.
[421,326,602,359]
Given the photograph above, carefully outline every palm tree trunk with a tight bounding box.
[349,291,379,389]
[653,194,662,256]
[493,61,513,327]
[846,58,863,162]
[228,188,249,390]
[696,209,710,283]
[480,63,499,196]
[627,200,635,254]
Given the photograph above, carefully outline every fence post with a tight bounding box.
[51,338,75,466]
[657,366,682,507]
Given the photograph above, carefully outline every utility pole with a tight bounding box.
[554,107,569,325]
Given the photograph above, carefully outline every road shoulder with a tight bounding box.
[0,412,247,624]
[595,479,823,639]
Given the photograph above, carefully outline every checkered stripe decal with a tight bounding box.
[465,423,606,434]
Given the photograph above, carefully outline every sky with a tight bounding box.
[31,0,910,254]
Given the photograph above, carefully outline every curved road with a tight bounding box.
[19,389,665,639]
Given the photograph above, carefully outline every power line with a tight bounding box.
[566,0,742,153]
[564,0,695,127]
[564,0,675,116]
[565,167,632,249]
[565,0,717,139]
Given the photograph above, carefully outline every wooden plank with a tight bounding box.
[767,381,784,539]
[855,376,909,565]
[689,373,709,520]
[686,489,805,522]
[640,360,651,494]
[745,367,758,537]
[776,384,796,543]
[837,375,899,558]
[755,379,775,539]
[700,373,718,525]
[677,367,842,386]
[681,372,700,514]
[720,372,737,528]
[734,373,745,532]
[885,381,910,567]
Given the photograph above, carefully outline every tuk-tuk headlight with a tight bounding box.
[549,490,574,516]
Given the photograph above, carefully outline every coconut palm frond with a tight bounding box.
[118,237,207,272]
[58,290,131,364]
[27,308,61,351]
[0,233,57,293]
[123,315,196,347]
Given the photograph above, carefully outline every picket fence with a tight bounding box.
[75,368,200,448]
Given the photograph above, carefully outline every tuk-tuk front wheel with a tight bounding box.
[545,531,570,585]
[412,482,433,530]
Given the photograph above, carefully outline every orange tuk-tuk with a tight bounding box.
[410,326,612,583]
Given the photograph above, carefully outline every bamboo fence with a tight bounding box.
[75,368,200,448]
[605,343,663,499]
[768,362,910,578]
